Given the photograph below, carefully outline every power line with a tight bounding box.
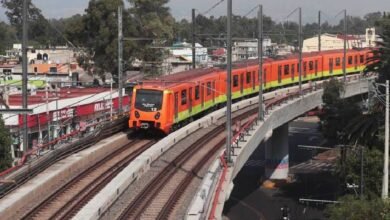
[200,0,225,16]
[243,5,259,17]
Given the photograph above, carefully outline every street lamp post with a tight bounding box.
[383,80,389,199]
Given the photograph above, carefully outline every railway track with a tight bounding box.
[117,108,256,220]
[22,137,157,220]
[0,117,128,199]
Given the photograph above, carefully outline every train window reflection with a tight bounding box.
[135,89,163,112]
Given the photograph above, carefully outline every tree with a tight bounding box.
[0,115,12,172]
[0,22,17,54]
[365,14,390,82]
[128,0,174,75]
[80,0,138,78]
[335,147,383,196]
[319,78,361,143]
[326,195,390,220]
[1,0,50,45]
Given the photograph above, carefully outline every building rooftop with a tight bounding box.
[7,87,110,106]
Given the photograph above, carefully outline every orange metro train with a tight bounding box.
[129,49,372,134]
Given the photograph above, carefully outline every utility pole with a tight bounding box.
[360,145,364,200]
[258,5,264,121]
[45,85,51,146]
[192,8,196,69]
[118,6,123,114]
[343,9,347,82]
[22,0,28,153]
[298,7,302,96]
[382,80,389,199]
[318,10,321,52]
[226,0,232,165]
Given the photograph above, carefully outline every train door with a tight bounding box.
[240,73,244,94]
[201,83,205,108]
[212,81,216,103]
[354,55,358,70]
[329,58,334,74]
[189,87,193,113]
[315,60,318,77]
[252,71,256,90]
[174,92,179,120]
[278,65,282,83]
[263,68,267,87]
[291,64,295,81]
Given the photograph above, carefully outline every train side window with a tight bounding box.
[181,89,187,105]
[278,65,282,83]
[336,58,341,66]
[303,62,307,78]
[348,56,353,65]
[207,82,212,95]
[246,72,251,84]
[195,85,200,100]
[360,55,365,63]
[263,68,267,86]
[233,75,239,87]
[284,64,289,75]
[309,61,314,71]
[315,60,318,76]
[297,63,300,73]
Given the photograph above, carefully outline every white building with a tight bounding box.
[303,33,362,52]
[169,42,209,64]
[232,37,272,61]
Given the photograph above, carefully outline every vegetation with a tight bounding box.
[0,115,12,172]
[322,13,390,218]
[319,78,361,143]
[326,195,390,220]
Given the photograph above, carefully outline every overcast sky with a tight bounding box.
[0,0,389,24]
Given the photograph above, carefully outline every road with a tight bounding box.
[223,117,338,220]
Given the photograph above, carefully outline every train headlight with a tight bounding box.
[154,112,161,120]
[135,111,140,118]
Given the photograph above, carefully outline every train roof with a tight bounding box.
[137,48,372,90]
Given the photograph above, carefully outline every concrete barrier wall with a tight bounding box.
[74,87,290,219]
[0,132,131,220]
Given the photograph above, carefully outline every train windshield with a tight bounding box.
[135,89,163,112]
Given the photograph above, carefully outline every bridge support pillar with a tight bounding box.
[265,123,289,179]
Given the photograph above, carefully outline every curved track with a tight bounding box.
[117,108,257,220]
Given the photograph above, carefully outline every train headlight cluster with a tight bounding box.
[155,112,161,120]
[135,111,140,118]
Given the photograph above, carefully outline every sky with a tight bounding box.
[0,0,389,24]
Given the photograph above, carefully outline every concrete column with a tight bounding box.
[265,123,289,179]
[66,124,71,134]
[38,130,43,144]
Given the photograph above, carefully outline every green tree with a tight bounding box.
[0,22,17,54]
[128,0,174,75]
[0,115,12,172]
[365,14,390,82]
[326,195,390,220]
[1,0,50,45]
[319,78,361,143]
[81,0,138,78]
[335,147,383,196]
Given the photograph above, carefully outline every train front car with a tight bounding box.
[129,85,171,134]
